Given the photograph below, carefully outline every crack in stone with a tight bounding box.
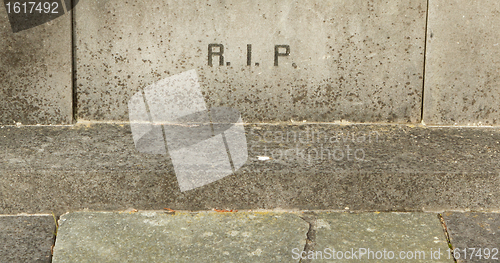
[50,214,60,262]
[438,213,457,263]
[299,212,317,263]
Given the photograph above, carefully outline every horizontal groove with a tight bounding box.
[2,121,500,128]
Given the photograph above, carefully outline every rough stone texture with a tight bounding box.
[0,215,55,263]
[443,212,500,262]
[75,0,426,123]
[0,2,72,125]
[52,211,308,262]
[1,124,500,214]
[424,1,500,125]
[306,212,453,262]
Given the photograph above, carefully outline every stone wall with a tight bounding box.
[1,0,497,126]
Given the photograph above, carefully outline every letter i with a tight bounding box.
[247,44,252,66]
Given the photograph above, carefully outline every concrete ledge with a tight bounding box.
[1,123,500,214]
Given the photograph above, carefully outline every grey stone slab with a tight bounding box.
[75,0,426,123]
[303,212,453,262]
[443,212,500,262]
[424,1,500,125]
[52,211,308,263]
[0,1,73,125]
[0,215,55,263]
[2,124,500,214]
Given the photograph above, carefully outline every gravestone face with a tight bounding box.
[0,0,73,125]
[75,0,427,123]
[424,1,500,125]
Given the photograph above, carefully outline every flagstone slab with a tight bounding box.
[0,215,55,263]
[442,212,500,262]
[306,212,453,262]
[51,211,308,263]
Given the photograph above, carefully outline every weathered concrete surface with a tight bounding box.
[0,215,55,263]
[52,211,308,262]
[1,124,500,214]
[0,2,72,125]
[75,0,426,123]
[424,1,500,125]
[301,212,452,262]
[443,212,500,262]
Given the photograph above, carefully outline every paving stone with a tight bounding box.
[303,212,453,262]
[424,1,500,125]
[52,211,308,263]
[75,0,426,123]
[443,212,500,262]
[0,1,72,125]
[0,215,55,263]
[1,124,500,214]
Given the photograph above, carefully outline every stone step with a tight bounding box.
[1,123,500,214]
